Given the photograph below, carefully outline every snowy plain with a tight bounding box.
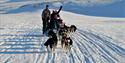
[0,0,125,63]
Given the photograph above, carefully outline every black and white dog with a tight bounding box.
[70,25,77,32]
[44,30,58,52]
[58,25,76,40]
[58,28,66,40]
[61,32,73,51]
[58,25,70,40]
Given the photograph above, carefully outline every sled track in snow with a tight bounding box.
[72,29,125,63]
[0,28,125,63]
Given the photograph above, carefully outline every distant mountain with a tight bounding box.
[2,0,125,18]
[61,0,125,18]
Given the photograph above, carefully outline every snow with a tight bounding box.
[0,0,125,63]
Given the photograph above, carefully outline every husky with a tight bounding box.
[44,30,58,52]
[58,25,71,40]
[70,25,77,32]
[61,32,73,51]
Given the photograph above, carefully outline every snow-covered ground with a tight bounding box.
[0,0,125,63]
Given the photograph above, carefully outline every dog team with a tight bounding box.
[41,5,77,52]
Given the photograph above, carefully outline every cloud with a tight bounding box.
[52,2,63,7]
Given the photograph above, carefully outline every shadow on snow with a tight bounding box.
[0,28,47,54]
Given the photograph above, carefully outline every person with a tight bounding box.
[41,5,51,35]
[49,6,63,32]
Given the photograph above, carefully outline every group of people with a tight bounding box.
[41,5,64,35]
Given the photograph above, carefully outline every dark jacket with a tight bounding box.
[42,8,51,22]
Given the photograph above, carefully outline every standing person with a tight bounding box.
[49,6,63,31]
[41,5,51,35]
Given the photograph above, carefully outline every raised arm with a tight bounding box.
[57,6,63,14]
